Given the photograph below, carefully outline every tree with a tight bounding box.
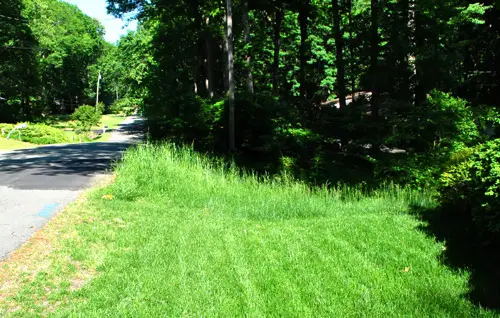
[243,0,254,94]
[272,9,283,94]
[370,0,379,118]
[226,0,235,150]
[0,0,39,122]
[23,0,105,113]
[332,0,346,108]
[298,0,311,98]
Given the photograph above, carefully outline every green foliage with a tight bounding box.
[389,90,480,153]
[71,105,102,132]
[439,139,500,242]
[0,0,40,123]
[109,98,141,115]
[13,143,485,316]
[16,123,70,144]
[380,91,486,188]
[22,0,105,113]
[0,123,15,135]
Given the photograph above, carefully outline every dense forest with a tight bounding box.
[0,0,106,120]
[103,0,500,182]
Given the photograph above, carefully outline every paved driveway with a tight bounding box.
[0,116,143,259]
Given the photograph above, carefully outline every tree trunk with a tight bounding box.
[273,9,283,94]
[332,0,346,109]
[370,0,379,118]
[243,0,254,93]
[226,0,236,151]
[223,16,229,92]
[348,0,355,95]
[413,1,426,106]
[204,33,215,98]
[298,0,310,98]
[407,0,417,104]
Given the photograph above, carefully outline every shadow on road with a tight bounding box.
[0,118,144,190]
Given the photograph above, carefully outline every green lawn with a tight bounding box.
[0,137,36,150]
[0,144,496,316]
[99,114,126,130]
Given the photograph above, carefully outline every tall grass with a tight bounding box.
[2,143,494,316]
[113,143,433,220]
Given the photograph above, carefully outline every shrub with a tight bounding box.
[439,139,500,242]
[96,102,105,115]
[72,105,102,132]
[19,124,71,144]
[379,91,486,188]
[0,123,15,136]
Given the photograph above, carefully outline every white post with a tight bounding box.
[96,71,101,109]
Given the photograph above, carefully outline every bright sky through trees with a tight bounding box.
[62,0,137,43]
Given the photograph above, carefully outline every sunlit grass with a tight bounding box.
[99,114,126,130]
[0,137,36,150]
[0,144,495,316]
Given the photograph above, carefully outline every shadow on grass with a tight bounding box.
[411,204,500,311]
[230,147,377,187]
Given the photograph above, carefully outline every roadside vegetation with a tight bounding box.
[0,111,127,150]
[1,144,497,316]
[1,0,500,315]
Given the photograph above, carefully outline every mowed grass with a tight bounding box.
[99,114,126,130]
[0,137,36,150]
[0,144,496,316]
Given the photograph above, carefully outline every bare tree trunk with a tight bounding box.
[407,0,417,105]
[226,0,235,151]
[370,0,379,119]
[412,0,426,106]
[349,0,355,95]
[332,0,346,109]
[273,9,283,94]
[223,16,229,92]
[298,0,310,98]
[204,33,214,98]
[243,0,254,93]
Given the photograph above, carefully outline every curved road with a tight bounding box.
[0,116,143,259]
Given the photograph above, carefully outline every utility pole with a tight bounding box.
[95,71,101,109]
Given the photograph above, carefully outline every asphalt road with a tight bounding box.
[0,116,143,260]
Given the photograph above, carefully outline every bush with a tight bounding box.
[378,91,486,188]
[439,139,500,242]
[72,105,102,132]
[0,123,15,137]
[18,124,70,144]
